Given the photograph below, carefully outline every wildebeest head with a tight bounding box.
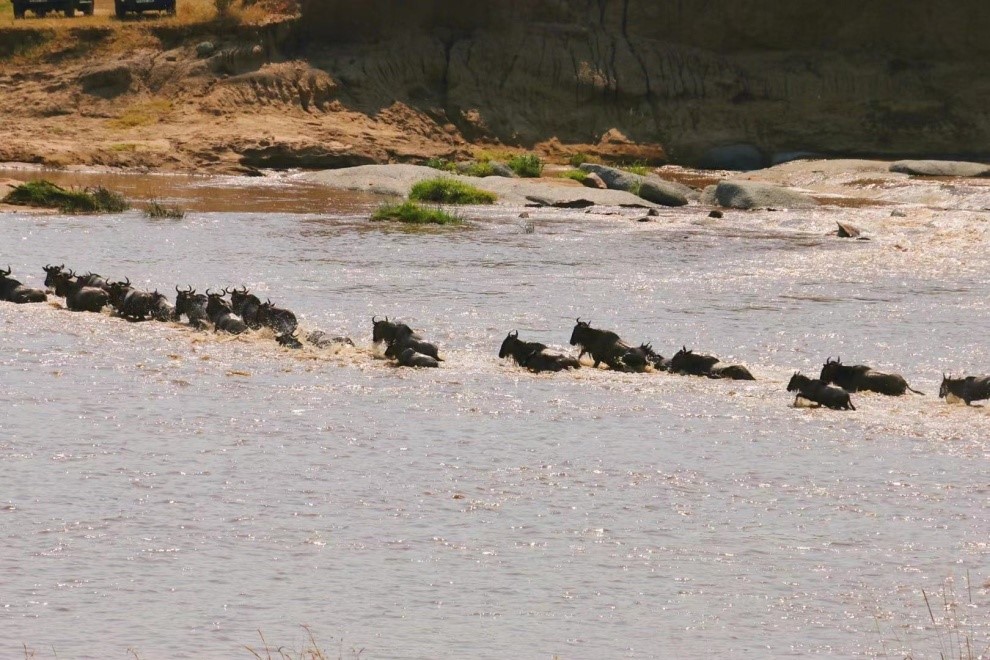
[43,264,66,289]
[372,316,395,343]
[499,330,520,359]
[939,373,956,399]
[819,357,843,382]
[569,318,591,346]
[276,331,303,349]
[107,277,132,306]
[787,372,811,392]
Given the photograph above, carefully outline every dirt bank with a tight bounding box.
[0,1,988,174]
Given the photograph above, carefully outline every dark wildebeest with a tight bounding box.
[0,266,47,303]
[939,374,990,405]
[639,343,670,371]
[257,298,297,336]
[306,330,354,348]
[174,286,210,328]
[275,331,304,349]
[820,357,924,396]
[499,331,580,373]
[229,287,263,329]
[77,272,110,292]
[670,347,720,376]
[206,289,248,334]
[569,319,644,371]
[375,318,441,361]
[397,347,439,368]
[787,373,856,410]
[52,270,109,312]
[108,278,157,321]
[149,291,176,322]
[670,347,755,380]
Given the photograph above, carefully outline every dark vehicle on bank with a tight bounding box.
[114,0,176,18]
[12,0,94,18]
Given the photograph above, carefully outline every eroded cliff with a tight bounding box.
[299,0,990,165]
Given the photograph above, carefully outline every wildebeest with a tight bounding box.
[670,347,755,380]
[397,347,439,368]
[108,278,157,321]
[306,330,354,348]
[229,286,263,329]
[375,317,442,361]
[569,319,644,371]
[787,373,856,410]
[639,343,670,371]
[939,374,990,405]
[257,298,297,336]
[0,266,47,303]
[499,331,580,373]
[275,331,304,349]
[77,271,110,292]
[43,264,68,291]
[670,347,720,376]
[149,291,176,322]
[206,289,248,334]
[820,357,924,396]
[174,286,210,328]
[52,270,109,312]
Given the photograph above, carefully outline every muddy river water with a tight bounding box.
[1,169,988,658]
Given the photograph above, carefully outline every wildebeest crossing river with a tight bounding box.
[1,169,989,657]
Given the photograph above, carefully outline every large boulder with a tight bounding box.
[713,181,817,209]
[579,163,690,206]
[890,160,990,177]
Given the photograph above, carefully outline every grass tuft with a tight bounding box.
[371,201,462,225]
[409,178,496,205]
[621,161,652,176]
[507,153,543,178]
[459,161,496,177]
[559,169,588,182]
[568,152,597,167]
[145,199,185,218]
[424,157,456,172]
[3,179,129,213]
[109,100,173,129]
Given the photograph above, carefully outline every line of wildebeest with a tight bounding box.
[2,263,990,408]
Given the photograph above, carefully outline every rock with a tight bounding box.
[835,221,861,238]
[582,172,607,189]
[771,151,821,165]
[636,216,653,222]
[699,185,717,206]
[647,208,659,216]
[578,163,690,206]
[890,209,908,217]
[526,196,595,208]
[699,144,767,171]
[890,160,990,177]
[490,162,515,178]
[196,41,216,58]
[708,210,723,218]
[518,211,530,218]
[78,64,132,97]
[713,181,817,209]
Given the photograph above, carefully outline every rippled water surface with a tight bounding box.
[2,170,989,658]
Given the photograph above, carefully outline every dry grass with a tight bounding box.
[244,627,364,660]
[108,99,174,129]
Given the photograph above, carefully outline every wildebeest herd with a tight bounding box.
[2,263,987,409]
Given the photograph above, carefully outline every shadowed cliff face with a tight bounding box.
[298,0,990,164]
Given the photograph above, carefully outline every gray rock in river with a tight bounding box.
[582,172,607,189]
[713,181,817,210]
[699,144,767,171]
[578,163,691,206]
[890,160,990,177]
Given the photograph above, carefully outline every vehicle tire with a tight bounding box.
[13,2,25,18]
[83,2,94,14]
[115,0,126,18]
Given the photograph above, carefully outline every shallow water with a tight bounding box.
[2,170,989,658]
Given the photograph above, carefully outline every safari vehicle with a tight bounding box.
[114,0,176,17]
[12,0,94,18]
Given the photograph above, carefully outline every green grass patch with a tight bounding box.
[508,154,543,178]
[559,169,588,182]
[459,161,496,177]
[409,177,496,205]
[371,201,462,226]
[3,179,129,213]
[568,152,597,167]
[425,157,456,172]
[621,162,651,176]
[145,199,185,219]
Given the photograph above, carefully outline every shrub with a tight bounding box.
[568,152,594,167]
[508,154,543,178]
[371,202,462,225]
[3,180,129,214]
[145,199,186,219]
[460,161,496,177]
[409,178,496,205]
[622,161,651,176]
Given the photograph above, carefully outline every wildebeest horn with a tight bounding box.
[372,315,379,323]
[239,286,247,294]
[0,265,9,276]
[123,276,130,286]
[266,298,272,305]
[206,288,214,296]
[510,330,518,337]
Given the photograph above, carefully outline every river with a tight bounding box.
[1,168,988,658]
